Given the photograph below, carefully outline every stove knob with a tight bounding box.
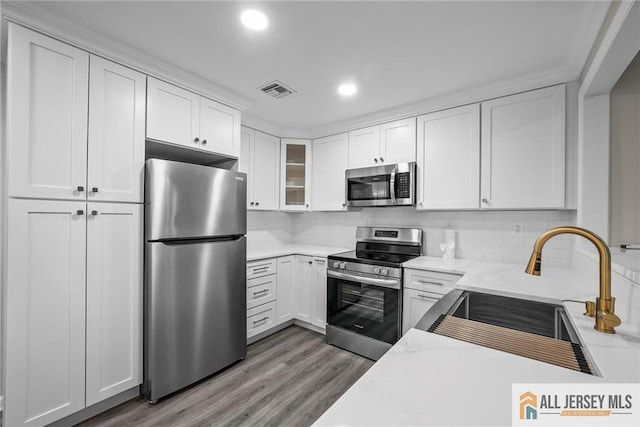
[381,268,389,276]
[339,262,346,269]
[374,267,381,274]
[333,261,340,268]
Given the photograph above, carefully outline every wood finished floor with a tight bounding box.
[78,326,373,427]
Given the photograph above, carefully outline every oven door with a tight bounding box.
[326,269,401,345]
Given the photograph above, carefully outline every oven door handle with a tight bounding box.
[390,164,397,205]
[327,269,401,290]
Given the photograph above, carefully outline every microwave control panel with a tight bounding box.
[395,172,411,198]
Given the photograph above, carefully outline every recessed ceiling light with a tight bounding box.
[241,10,268,31]
[338,83,357,96]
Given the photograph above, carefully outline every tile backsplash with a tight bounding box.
[248,208,577,268]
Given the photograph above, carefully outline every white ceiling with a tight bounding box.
[13,1,610,132]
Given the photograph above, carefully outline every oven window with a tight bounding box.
[347,175,391,201]
[327,275,400,344]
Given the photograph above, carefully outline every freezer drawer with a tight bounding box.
[144,236,246,401]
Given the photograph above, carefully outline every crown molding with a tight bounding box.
[1,1,254,111]
[307,67,580,139]
[580,0,640,97]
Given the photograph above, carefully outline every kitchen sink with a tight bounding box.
[415,289,596,375]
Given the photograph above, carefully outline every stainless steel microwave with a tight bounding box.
[345,162,416,207]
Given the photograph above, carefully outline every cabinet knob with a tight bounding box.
[91,210,98,216]
[77,186,85,192]
[308,261,313,265]
[202,139,207,145]
[91,187,99,193]
[482,198,489,204]
[250,202,255,206]
[76,210,84,215]
[256,202,260,206]
[194,137,200,143]
[342,203,346,208]
[379,157,384,163]
[373,158,378,164]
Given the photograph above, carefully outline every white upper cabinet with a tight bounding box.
[348,125,380,169]
[312,133,349,211]
[481,85,566,209]
[348,118,416,169]
[6,24,145,203]
[88,56,146,203]
[199,96,241,157]
[85,203,143,406]
[417,104,480,209]
[7,23,89,200]
[146,77,199,148]
[240,127,280,210]
[147,77,241,158]
[379,118,417,165]
[280,139,312,211]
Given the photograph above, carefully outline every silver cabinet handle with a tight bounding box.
[417,280,443,286]
[417,293,438,300]
[315,259,325,265]
[252,316,269,325]
[252,289,269,296]
[252,266,269,273]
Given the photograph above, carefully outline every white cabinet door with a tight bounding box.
[417,104,480,209]
[88,56,146,203]
[293,255,313,322]
[5,199,87,426]
[312,257,328,329]
[85,203,142,406]
[281,139,312,211]
[199,97,241,158]
[379,117,416,165]
[7,23,89,200]
[348,125,380,168]
[253,131,280,210]
[312,133,348,211]
[481,85,566,209]
[276,256,295,324]
[402,289,440,335]
[146,77,199,149]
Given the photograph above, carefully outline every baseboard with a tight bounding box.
[246,319,326,345]
[48,386,140,427]
[293,319,326,335]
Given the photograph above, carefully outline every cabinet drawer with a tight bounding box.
[404,269,462,294]
[247,275,276,309]
[247,258,277,280]
[247,301,276,339]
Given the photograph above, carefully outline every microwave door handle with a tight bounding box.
[390,165,397,205]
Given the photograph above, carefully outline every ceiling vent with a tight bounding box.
[258,80,297,99]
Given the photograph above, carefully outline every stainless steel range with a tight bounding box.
[326,226,423,360]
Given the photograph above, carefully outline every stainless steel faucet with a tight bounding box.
[525,226,621,334]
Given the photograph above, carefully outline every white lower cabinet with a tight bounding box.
[5,199,142,426]
[276,256,295,323]
[293,255,327,330]
[402,268,462,335]
[247,301,277,338]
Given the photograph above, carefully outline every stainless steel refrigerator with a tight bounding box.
[143,158,247,402]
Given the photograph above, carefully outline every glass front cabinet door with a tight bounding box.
[280,139,311,211]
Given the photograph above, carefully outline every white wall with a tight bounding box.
[249,209,576,268]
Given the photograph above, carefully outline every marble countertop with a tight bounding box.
[315,255,640,426]
[247,243,350,261]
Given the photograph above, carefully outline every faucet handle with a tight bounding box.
[584,300,596,317]
[597,311,621,329]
